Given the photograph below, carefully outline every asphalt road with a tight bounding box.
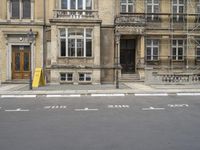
[0,95,200,150]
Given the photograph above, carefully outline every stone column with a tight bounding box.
[31,0,34,21]
[93,25,100,66]
[51,25,58,64]
[7,0,10,21]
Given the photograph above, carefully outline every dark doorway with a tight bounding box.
[120,39,136,73]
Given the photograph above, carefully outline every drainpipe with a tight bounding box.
[43,0,46,81]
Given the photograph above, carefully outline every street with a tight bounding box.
[0,95,200,150]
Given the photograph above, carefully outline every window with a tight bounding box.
[172,39,185,60]
[79,73,92,81]
[60,28,92,57]
[10,0,31,19]
[172,0,185,22]
[196,40,200,61]
[147,0,160,21]
[146,39,159,61]
[120,0,134,13]
[196,0,200,22]
[61,0,92,10]
[60,73,73,81]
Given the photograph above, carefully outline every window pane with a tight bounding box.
[86,0,92,10]
[128,5,133,13]
[61,0,68,9]
[153,48,158,55]
[23,0,31,18]
[70,0,76,9]
[60,73,66,81]
[60,28,66,37]
[11,0,20,18]
[147,47,151,55]
[24,52,29,71]
[86,39,92,57]
[79,74,84,81]
[61,39,66,56]
[77,39,84,56]
[78,0,83,9]
[67,73,73,81]
[121,5,126,12]
[86,74,91,81]
[68,39,75,56]
[15,52,20,71]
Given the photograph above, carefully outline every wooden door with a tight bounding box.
[12,46,31,79]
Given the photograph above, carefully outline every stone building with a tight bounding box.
[1,0,200,85]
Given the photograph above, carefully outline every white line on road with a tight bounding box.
[46,95,81,98]
[108,105,130,108]
[1,95,36,98]
[135,93,168,96]
[142,107,165,110]
[5,108,30,112]
[74,108,99,111]
[177,93,200,96]
[91,94,125,97]
[168,104,189,108]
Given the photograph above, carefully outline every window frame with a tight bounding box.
[120,0,134,13]
[196,40,200,61]
[146,0,160,21]
[60,0,93,10]
[172,0,185,22]
[59,28,93,58]
[172,39,185,61]
[60,72,74,82]
[78,72,92,82]
[146,39,160,61]
[10,0,31,19]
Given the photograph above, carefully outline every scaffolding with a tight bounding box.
[115,0,200,84]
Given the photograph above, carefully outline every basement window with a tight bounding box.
[79,73,92,82]
[60,73,73,81]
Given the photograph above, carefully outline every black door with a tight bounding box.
[120,39,135,73]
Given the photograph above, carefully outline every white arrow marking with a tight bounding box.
[74,108,99,111]
[5,108,30,112]
[142,107,165,111]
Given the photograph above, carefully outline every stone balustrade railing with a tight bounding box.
[53,9,99,19]
[115,15,146,26]
[145,69,200,85]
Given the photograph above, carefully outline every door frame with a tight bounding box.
[7,43,35,80]
[120,38,137,74]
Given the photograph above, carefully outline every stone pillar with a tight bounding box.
[31,0,34,21]
[7,0,10,21]
[93,25,100,66]
[51,25,58,64]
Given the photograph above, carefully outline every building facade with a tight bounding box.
[1,0,200,85]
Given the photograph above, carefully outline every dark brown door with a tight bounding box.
[12,46,31,79]
[120,39,135,73]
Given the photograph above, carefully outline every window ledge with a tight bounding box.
[58,57,94,59]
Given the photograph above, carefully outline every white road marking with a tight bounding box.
[5,108,30,112]
[74,108,99,111]
[46,95,81,98]
[135,93,168,97]
[108,105,130,108]
[44,105,67,109]
[168,104,189,108]
[1,95,36,98]
[91,94,125,97]
[177,93,200,96]
[142,107,165,110]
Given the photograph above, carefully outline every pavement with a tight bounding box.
[0,82,200,95]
